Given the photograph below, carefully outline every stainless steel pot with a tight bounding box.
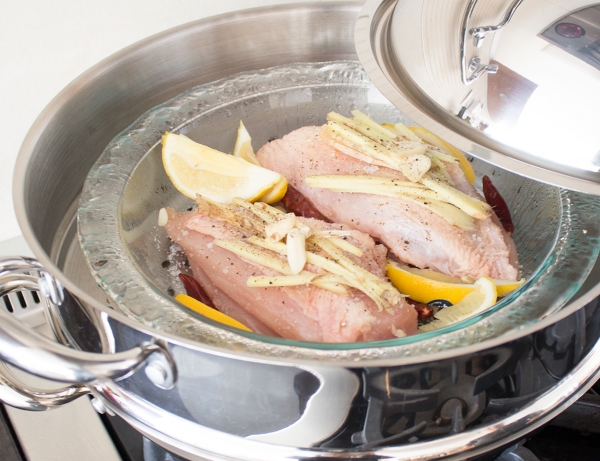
[4,2,600,460]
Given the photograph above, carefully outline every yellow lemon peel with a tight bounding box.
[175,294,252,332]
[162,131,286,204]
[233,120,260,165]
[407,126,476,184]
[387,261,476,305]
[419,277,497,331]
[387,260,525,305]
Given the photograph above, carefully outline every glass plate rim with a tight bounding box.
[77,60,600,359]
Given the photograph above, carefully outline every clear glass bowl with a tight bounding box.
[78,61,600,359]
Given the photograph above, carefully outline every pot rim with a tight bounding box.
[13,1,600,368]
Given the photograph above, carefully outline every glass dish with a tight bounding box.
[78,61,600,359]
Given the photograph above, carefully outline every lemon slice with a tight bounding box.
[407,126,476,184]
[257,176,288,204]
[233,121,260,165]
[175,294,252,332]
[387,260,524,305]
[494,278,525,296]
[231,121,288,203]
[387,261,476,305]
[162,132,284,203]
[419,277,497,332]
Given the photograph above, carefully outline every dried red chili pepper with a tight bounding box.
[482,175,514,235]
[281,185,330,222]
[178,273,216,309]
[406,299,435,320]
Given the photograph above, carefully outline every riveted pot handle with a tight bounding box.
[0,256,177,389]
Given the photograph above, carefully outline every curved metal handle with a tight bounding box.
[469,0,524,47]
[0,256,177,387]
[0,361,89,411]
[460,0,523,84]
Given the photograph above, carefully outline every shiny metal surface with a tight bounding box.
[0,361,88,411]
[8,2,600,459]
[460,0,525,84]
[468,0,524,48]
[87,300,600,460]
[38,284,598,459]
[357,0,600,193]
[0,257,176,385]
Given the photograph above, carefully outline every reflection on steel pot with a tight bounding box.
[4,2,600,460]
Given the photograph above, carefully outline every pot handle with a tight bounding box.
[0,360,89,411]
[0,256,177,390]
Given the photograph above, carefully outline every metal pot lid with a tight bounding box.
[356,0,600,194]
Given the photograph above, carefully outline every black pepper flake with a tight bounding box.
[167,288,175,296]
[161,260,171,268]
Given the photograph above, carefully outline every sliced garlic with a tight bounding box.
[265,213,296,242]
[158,208,169,226]
[388,141,428,158]
[286,228,307,275]
[393,153,431,182]
[294,221,313,238]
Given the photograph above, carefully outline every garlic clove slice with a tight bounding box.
[287,228,307,274]
[158,208,169,226]
[265,213,296,242]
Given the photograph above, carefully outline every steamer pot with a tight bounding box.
[3,2,600,460]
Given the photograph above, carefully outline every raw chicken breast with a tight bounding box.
[256,126,518,280]
[164,206,418,342]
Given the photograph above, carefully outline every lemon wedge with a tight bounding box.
[387,260,525,305]
[257,176,288,203]
[494,278,526,296]
[162,132,285,203]
[232,122,288,203]
[175,294,252,332]
[233,121,260,165]
[418,277,497,331]
[387,260,476,305]
[407,126,476,184]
